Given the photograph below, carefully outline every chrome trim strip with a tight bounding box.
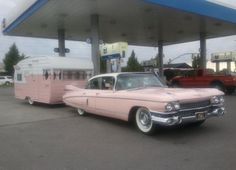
[150,104,224,115]
[63,95,164,103]
[179,105,211,112]
[151,107,225,126]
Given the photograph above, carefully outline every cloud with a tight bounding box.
[0,0,17,8]
[207,0,236,10]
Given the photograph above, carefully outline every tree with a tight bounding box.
[3,44,24,76]
[123,50,143,72]
[192,54,201,69]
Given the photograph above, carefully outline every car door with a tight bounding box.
[179,70,198,87]
[84,77,102,113]
[94,76,116,117]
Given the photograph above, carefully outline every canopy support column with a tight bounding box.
[200,32,207,69]
[58,29,66,57]
[216,62,220,73]
[158,41,164,77]
[227,61,231,72]
[91,14,100,75]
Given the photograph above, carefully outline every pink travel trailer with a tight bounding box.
[14,56,93,105]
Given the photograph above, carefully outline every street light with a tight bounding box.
[168,53,199,64]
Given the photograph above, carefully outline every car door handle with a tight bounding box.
[96,93,100,95]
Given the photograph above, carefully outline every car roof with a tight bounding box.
[89,72,155,80]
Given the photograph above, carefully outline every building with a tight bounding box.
[141,57,192,72]
[141,58,158,72]
[207,61,236,73]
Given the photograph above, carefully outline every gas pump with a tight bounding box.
[100,42,128,73]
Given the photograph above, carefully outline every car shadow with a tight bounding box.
[152,123,221,138]
[72,111,223,139]
[20,101,66,109]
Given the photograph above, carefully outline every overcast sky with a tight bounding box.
[1,0,236,66]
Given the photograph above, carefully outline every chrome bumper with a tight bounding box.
[151,107,225,126]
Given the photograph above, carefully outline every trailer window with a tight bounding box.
[59,71,62,80]
[63,70,72,80]
[68,71,73,80]
[82,71,87,80]
[88,72,93,79]
[53,72,57,80]
[62,70,91,80]
[43,70,51,80]
[17,74,22,81]
[75,71,81,80]
[53,70,62,80]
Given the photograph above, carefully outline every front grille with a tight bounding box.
[178,107,212,117]
[180,100,210,110]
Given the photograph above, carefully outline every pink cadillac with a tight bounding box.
[63,72,225,134]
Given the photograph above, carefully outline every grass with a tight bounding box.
[0,84,14,88]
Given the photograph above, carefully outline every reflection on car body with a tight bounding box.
[63,72,225,134]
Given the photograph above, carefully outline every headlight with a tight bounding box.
[219,96,225,103]
[211,96,224,104]
[165,102,180,112]
[165,103,174,112]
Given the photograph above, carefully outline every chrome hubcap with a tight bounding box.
[139,111,151,128]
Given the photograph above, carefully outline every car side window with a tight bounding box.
[102,77,115,90]
[87,78,101,89]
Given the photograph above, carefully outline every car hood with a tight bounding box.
[122,87,224,103]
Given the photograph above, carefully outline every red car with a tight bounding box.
[170,69,236,94]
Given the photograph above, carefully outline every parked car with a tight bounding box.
[63,72,225,134]
[0,76,13,85]
[170,69,236,94]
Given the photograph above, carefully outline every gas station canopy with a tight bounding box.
[2,0,236,46]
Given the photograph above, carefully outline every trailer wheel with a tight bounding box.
[27,97,34,105]
[77,108,86,116]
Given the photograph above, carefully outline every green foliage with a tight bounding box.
[123,50,143,72]
[192,55,201,69]
[3,44,24,76]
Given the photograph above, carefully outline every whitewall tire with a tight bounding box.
[135,107,155,134]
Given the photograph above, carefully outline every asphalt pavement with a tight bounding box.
[0,87,235,170]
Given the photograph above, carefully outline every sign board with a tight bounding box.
[54,48,70,53]
[211,52,236,62]
[100,42,128,60]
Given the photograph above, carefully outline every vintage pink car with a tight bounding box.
[63,73,225,134]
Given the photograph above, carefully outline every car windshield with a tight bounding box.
[116,73,164,91]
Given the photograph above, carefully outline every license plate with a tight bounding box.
[195,112,206,120]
